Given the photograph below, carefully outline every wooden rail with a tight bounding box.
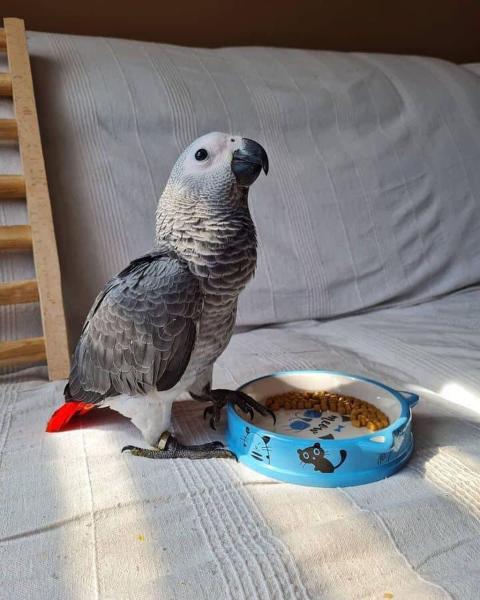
[0,119,18,140]
[0,225,32,250]
[0,337,47,367]
[0,18,70,379]
[0,279,39,305]
[0,72,12,96]
[0,175,26,198]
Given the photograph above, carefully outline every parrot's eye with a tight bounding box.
[195,148,208,161]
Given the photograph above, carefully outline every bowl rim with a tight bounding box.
[230,369,415,445]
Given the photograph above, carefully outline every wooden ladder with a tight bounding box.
[0,18,70,380]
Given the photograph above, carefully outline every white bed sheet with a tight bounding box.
[1,287,479,599]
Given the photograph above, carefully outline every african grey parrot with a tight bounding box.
[46,132,273,459]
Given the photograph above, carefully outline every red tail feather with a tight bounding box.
[46,401,96,432]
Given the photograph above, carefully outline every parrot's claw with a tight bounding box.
[221,389,276,425]
[203,402,226,430]
[121,437,237,461]
[195,387,276,430]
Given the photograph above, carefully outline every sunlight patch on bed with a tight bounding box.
[48,423,169,599]
[439,382,480,415]
[409,382,480,416]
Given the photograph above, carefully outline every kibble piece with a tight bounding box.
[351,419,361,427]
[367,421,377,431]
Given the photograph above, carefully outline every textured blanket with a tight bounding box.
[1,288,479,599]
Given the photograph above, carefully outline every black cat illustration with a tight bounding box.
[297,442,347,473]
[242,427,271,464]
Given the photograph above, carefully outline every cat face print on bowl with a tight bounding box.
[226,370,419,487]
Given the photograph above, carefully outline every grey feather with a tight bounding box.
[65,249,203,403]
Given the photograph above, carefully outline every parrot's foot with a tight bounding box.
[202,396,226,430]
[201,388,276,430]
[121,433,237,460]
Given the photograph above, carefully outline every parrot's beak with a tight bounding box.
[231,138,269,187]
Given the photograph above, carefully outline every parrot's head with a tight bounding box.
[157,132,268,267]
[159,132,268,210]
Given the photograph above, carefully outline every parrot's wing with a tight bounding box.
[65,249,203,403]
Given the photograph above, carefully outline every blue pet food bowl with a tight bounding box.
[226,370,419,487]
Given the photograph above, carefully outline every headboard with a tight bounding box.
[2,0,480,63]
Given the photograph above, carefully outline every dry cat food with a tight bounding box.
[264,390,390,431]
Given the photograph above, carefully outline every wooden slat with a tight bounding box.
[0,175,25,198]
[0,119,18,140]
[0,336,46,367]
[0,225,32,250]
[0,279,39,305]
[0,29,5,51]
[0,72,12,96]
[4,18,70,380]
